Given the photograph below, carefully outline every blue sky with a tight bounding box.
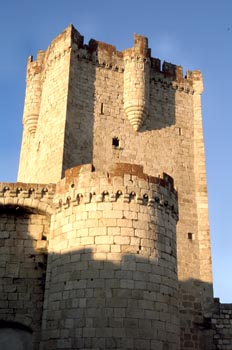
[0,0,231,302]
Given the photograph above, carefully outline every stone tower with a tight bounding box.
[1,24,221,350]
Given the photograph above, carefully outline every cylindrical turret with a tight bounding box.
[41,164,179,350]
[123,35,150,131]
[22,52,44,135]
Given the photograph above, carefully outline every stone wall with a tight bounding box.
[211,299,232,350]
[0,207,49,349]
[18,26,78,183]
[0,182,55,348]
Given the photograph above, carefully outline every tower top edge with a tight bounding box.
[26,24,203,84]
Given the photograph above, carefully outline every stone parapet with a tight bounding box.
[53,163,178,219]
[0,182,55,215]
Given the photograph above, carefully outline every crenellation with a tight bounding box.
[36,50,46,63]
[187,70,204,94]
[162,61,183,79]
[50,165,178,221]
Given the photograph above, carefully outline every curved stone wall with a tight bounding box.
[123,36,150,131]
[40,164,179,349]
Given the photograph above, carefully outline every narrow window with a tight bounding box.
[112,137,120,148]
[100,103,104,115]
[187,232,193,240]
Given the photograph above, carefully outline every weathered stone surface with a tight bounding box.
[1,24,229,350]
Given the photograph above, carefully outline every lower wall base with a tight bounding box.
[211,298,232,350]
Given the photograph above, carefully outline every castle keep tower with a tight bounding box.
[0,25,218,349]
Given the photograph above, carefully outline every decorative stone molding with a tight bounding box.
[0,182,55,214]
[52,163,178,219]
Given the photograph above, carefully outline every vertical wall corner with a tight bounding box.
[187,70,204,95]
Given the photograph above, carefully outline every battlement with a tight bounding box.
[123,33,151,59]
[54,163,178,219]
[1,164,178,219]
[64,163,176,192]
[26,24,202,86]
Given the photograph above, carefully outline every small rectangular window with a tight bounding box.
[112,137,120,148]
[187,232,194,240]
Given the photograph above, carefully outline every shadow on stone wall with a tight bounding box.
[0,204,225,350]
[41,251,217,350]
[0,321,33,350]
[144,80,177,132]
[0,206,49,349]
[178,278,215,350]
[39,247,179,349]
[62,33,97,174]
[211,298,232,350]
[141,62,187,132]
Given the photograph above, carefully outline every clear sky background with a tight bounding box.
[0,0,231,302]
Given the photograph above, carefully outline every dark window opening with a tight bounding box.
[187,232,193,240]
[112,137,120,148]
[100,103,104,115]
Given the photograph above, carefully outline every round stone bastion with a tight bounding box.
[39,163,179,349]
